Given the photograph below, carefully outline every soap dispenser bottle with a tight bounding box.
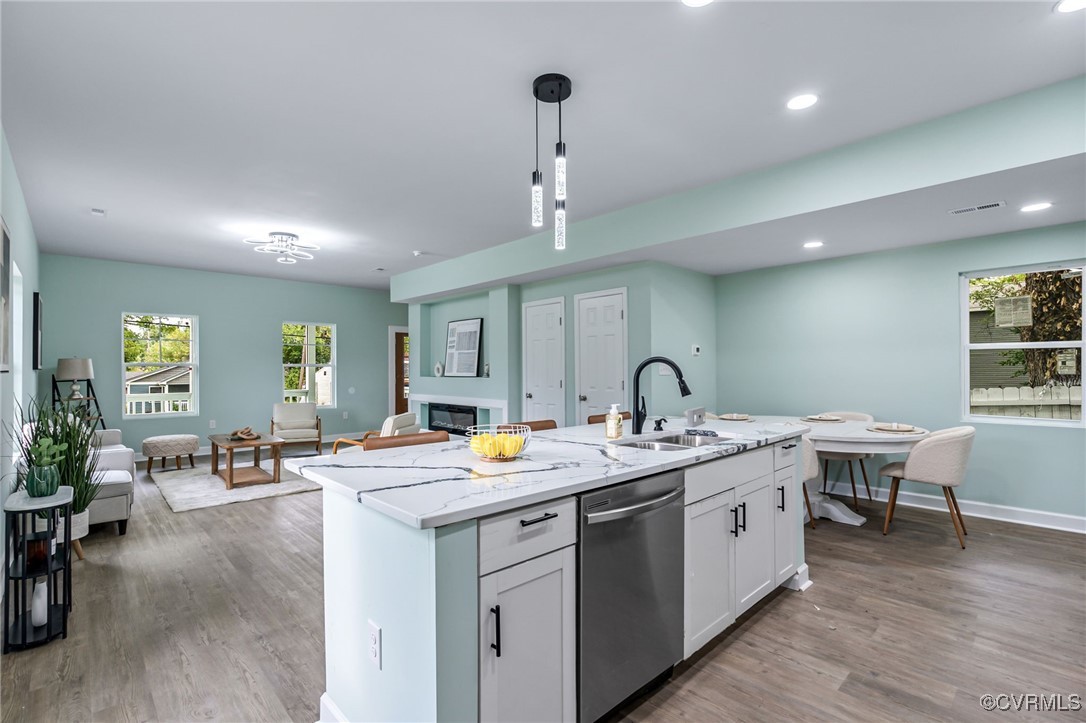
[605,403,623,440]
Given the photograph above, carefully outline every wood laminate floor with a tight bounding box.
[2,467,1084,722]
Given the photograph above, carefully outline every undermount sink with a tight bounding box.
[655,434,730,447]
[617,441,691,452]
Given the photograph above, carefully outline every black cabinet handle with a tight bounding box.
[520,511,558,528]
[730,507,739,537]
[739,502,747,532]
[778,485,786,511]
[490,605,501,657]
[782,443,797,450]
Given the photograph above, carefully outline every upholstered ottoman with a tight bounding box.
[142,434,199,473]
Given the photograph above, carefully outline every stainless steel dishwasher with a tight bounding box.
[578,470,685,723]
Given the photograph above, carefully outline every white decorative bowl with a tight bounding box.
[467,424,532,462]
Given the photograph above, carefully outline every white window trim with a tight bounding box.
[121,312,200,420]
[959,261,1084,428]
[283,321,337,408]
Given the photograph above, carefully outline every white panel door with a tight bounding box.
[522,299,565,426]
[574,289,627,425]
[479,546,577,723]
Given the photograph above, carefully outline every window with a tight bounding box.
[282,322,335,406]
[123,313,197,417]
[962,262,1083,424]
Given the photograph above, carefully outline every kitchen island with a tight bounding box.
[287,419,810,722]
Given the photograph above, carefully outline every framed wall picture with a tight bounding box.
[32,291,43,370]
[0,225,10,373]
[444,317,482,377]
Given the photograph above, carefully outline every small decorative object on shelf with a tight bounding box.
[3,486,73,653]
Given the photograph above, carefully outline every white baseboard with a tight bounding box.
[822,480,1086,534]
[319,692,348,723]
[135,433,368,465]
[783,563,812,591]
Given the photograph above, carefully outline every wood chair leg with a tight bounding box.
[72,539,85,561]
[859,459,872,501]
[175,455,181,470]
[883,478,900,535]
[821,459,830,494]
[801,481,815,530]
[146,458,153,474]
[948,487,966,536]
[188,453,195,468]
[943,487,966,549]
[847,460,859,512]
[160,456,166,470]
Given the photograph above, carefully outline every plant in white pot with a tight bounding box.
[53,408,102,557]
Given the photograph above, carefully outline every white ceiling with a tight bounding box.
[2,1,1084,290]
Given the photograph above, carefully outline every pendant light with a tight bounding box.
[531,100,543,227]
[531,73,572,250]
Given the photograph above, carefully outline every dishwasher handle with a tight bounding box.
[585,487,684,525]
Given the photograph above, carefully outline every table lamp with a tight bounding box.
[55,357,94,400]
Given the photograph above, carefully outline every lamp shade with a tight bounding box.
[55,357,94,381]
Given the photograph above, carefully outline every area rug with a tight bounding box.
[149,460,321,512]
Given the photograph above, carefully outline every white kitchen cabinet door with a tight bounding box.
[479,546,576,723]
[734,473,775,616]
[684,489,735,659]
[774,466,798,586]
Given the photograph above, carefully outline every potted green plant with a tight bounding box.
[23,436,68,497]
[52,406,102,544]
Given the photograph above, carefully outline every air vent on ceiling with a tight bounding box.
[947,201,1007,216]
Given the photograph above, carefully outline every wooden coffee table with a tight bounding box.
[208,434,285,490]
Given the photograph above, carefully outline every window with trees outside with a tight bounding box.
[283,322,335,406]
[123,313,197,417]
[963,262,1083,424]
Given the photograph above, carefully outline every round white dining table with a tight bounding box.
[760,417,929,526]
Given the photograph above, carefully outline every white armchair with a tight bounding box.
[91,429,136,535]
[271,402,323,453]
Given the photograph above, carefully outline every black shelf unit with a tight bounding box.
[51,376,105,430]
[3,489,72,654]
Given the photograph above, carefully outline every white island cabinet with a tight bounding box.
[287,421,808,723]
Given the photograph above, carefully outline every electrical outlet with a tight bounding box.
[343,411,349,420]
[209,420,216,429]
[368,620,382,670]
[692,344,702,357]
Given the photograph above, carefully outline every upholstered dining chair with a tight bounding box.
[271,402,322,453]
[880,426,975,548]
[586,411,632,424]
[362,412,421,440]
[498,419,558,432]
[333,430,450,454]
[800,436,818,530]
[817,410,874,511]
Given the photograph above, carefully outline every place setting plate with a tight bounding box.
[718,413,755,422]
[867,422,918,434]
[800,414,844,423]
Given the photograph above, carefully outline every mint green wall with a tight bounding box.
[715,222,1086,516]
[649,264,717,416]
[392,77,1085,303]
[1,129,43,548]
[39,254,407,445]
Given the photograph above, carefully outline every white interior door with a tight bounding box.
[522,299,565,426]
[574,289,627,425]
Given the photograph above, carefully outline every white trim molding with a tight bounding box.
[823,480,1086,534]
[320,692,348,723]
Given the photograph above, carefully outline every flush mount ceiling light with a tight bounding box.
[1020,202,1053,212]
[531,73,572,250]
[90,208,107,217]
[681,0,714,7]
[243,231,320,264]
[803,240,824,249]
[787,93,819,110]
[1054,0,1086,12]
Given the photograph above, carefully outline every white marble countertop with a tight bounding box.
[285,418,807,529]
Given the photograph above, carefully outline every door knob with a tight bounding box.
[525,392,533,399]
[578,395,588,401]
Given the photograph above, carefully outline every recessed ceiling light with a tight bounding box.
[681,0,714,7]
[372,267,386,272]
[1054,0,1086,13]
[787,94,819,111]
[803,240,824,249]
[90,208,107,217]
[1020,202,1053,212]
